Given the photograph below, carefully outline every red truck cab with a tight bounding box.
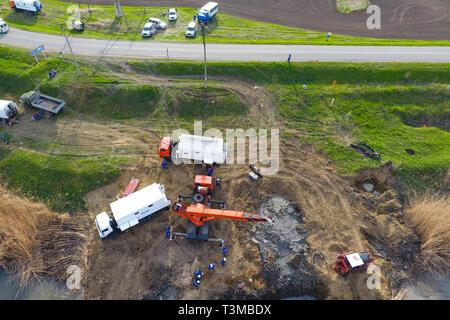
[194,175,213,195]
[159,137,172,159]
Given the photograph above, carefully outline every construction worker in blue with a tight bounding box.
[193,279,200,289]
[221,257,226,266]
[207,164,213,176]
[222,245,228,256]
[165,226,171,239]
[162,160,168,169]
[215,178,222,189]
[208,263,215,271]
[195,269,203,279]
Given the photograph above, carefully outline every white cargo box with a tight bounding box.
[110,183,171,231]
[346,253,364,268]
[175,134,227,164]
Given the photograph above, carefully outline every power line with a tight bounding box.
[61,26,81,75]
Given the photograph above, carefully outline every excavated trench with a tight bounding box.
[247,195,319,299]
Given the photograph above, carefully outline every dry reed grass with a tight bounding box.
[0,187,87,289]
[405,194,450,274]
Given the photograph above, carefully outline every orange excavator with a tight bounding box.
[171,175,273,240]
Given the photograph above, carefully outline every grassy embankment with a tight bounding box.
[1,0,449,45]
[0,45,247,211]
[0,45,449,212]
[129,60,450,193]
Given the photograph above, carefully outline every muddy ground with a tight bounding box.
[67,0,450,40]
[2,60,423,300]
[79,134,421,300]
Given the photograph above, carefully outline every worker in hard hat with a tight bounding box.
[222,245,228,256]
[162,160,168,169]
[194,279,200,289]
[208,263,215,271]
[238,282,245,290]
[215,178,222,189]
[221,257,226,266]
[195,269,203,279]
[207,165,213,176]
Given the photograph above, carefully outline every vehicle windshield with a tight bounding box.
[169,12,175,15]
[187,27,195,31]
[144,27,150,31]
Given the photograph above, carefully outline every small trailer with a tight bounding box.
[159,134,227,165]
[95,183,171,239]
[20,91,65,117]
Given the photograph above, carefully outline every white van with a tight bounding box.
[142,22,156,37]
[168,8,177,21]
[0,19,9,34]
[185,21,197,38]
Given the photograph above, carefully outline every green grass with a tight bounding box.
[128,60,450,192]
[129,60,450,84]
[278,83,449,191]
[0,45,449,198]
[337,0,369,14]
[1,0,449,46]
[0,149,122,212]
[167,86,247,121]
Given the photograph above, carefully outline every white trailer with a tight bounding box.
[175,134,227,165]
[95,183,171,239]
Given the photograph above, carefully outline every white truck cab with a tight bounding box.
[0,100,19,121]
[95,183,171,239]
[168,8,178,21]
[185,21,197,37]
[142,22,156,37]
[0,19,9,34]
[9,0,42,13]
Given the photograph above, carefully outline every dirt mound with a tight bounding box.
[68,0,450,40]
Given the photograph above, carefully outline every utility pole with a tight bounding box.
[201,23,208,89]
[61,26,81,75]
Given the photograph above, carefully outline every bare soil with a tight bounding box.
[67,0,450,40]
[2,63,422,300]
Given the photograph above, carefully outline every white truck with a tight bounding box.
[197,2,218,23]
[142,22,156,37]
[0,100,19,122]
[148,17,167,30]
[9,0,42,13]
[168,8,178,21]
[185,21,197,37]
[95,183,171,239]
[159,134,227,165]
[20,91,65,117]
[0,18,9,34]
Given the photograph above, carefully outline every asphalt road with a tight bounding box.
[1,28,450,62]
